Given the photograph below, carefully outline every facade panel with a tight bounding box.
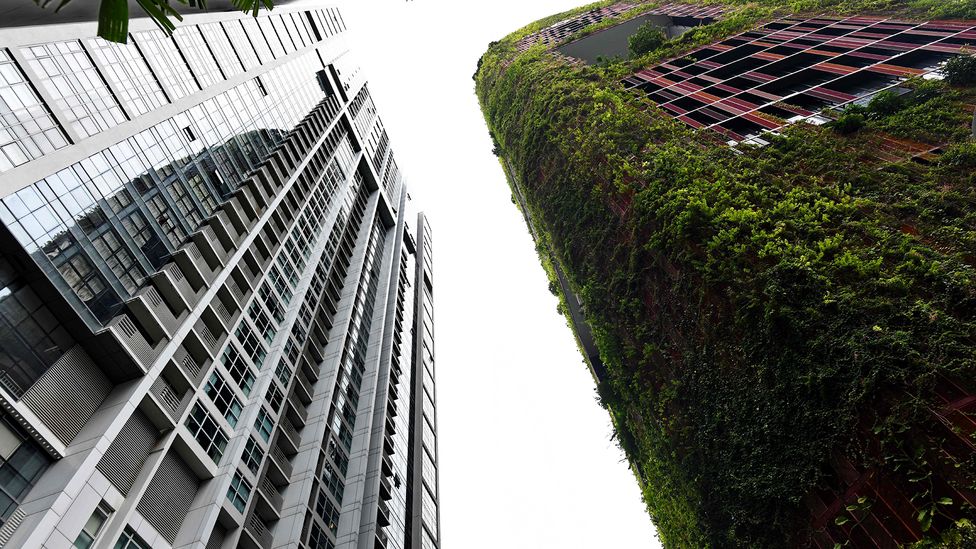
[0,6,440,549]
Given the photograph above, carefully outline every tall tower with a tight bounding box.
[0,5,440,549]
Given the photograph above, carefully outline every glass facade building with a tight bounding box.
[0,6,441,549]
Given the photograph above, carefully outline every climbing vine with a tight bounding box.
[476,1,976,547]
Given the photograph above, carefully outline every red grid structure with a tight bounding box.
[516,2,637,52]
[622,14,976,142]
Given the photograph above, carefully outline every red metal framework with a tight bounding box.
[516,2,638,52]
[623,14,976,142]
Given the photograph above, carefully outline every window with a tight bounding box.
[247,301,277,345]
[254,407,274,442]
[0,50,68,172]
[308,523,335,549]
[265,383,284,413]
[315,488,340,534]
[0,415,51,528]
[221,343,256,395]
[185,403,228,463]
[204,371,243,427]
[321,462,343,504]
[113,527,150,549]
[73,502,111,549]
[327,439,347,476]
[226,470,251,513]
[21,40,127,138]
[236,323,267,368]
[242,437,264,475]
[87,38,167,116]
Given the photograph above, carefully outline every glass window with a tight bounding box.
[113,527,150,549]
[308,523,335,549]
[131,30,199,100]
[247,300,277,346]
[0,49,68,172]
[254,407,273,442]
[0,414,51,528]
[241,18,274,64]
[226,469,251,513]
[223,21,261,71]
[204,371,243,427]
[87,39,167,116]
[242,436,263,475]
[320,461,343,503]
[184,402,228,463]
[236,322,267,369]
[200,23,242,77]
[171,26,223,88]
[0,254,75,398]
[314,488,339,534]
[21,40,127,138]
[265,383,283,413]
[256,17,286,59]
[72,502,111,549]
[221,344,256,396]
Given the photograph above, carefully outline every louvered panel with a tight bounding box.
[136,452,199,543]
[0,507,25,547]
[20,346,111,444]
[96,409,158,495]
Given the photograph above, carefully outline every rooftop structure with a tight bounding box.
[623,14,976,143]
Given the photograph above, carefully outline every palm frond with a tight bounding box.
[97,0,129,43]
[230,0,274,17]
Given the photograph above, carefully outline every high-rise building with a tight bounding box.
[478,2,976,547]
[0,5,440,549]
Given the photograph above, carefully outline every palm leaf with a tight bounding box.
[97,0,129,43]
[230,0,274,17]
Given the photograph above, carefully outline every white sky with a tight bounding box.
[316,1,663,546]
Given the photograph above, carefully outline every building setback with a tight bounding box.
[0,6,441,549]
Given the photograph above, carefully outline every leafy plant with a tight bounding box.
[945,54,976,86]
[830,112,866,134]
[628,22,667,57]
[31,0,273,43]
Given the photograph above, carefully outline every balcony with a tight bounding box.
[277,418,300,454]
[241,514,273,549]
[173,242,217,287]
[255,477,283,520]
[236,185,264,221]
[188,317,226,359]
[209,210,242,252]
[266,443,293,484]
[126,285,183,340]
[286,395,308,427]
[224,276,253,309]
[191,226,229,270]
[293,369,313,404]
[101,313,161,372]
[150,262,201,313]
[171,345,209,387]
[211,295,241,333]
[147,374,193,425]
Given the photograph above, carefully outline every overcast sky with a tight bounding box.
[314,1,663,546]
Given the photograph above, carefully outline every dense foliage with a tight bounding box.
[476,1,976,547]
[629,22,668,57]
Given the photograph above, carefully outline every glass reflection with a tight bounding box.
[0,52,325,330]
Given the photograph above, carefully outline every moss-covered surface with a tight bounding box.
[475,1,976,547]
